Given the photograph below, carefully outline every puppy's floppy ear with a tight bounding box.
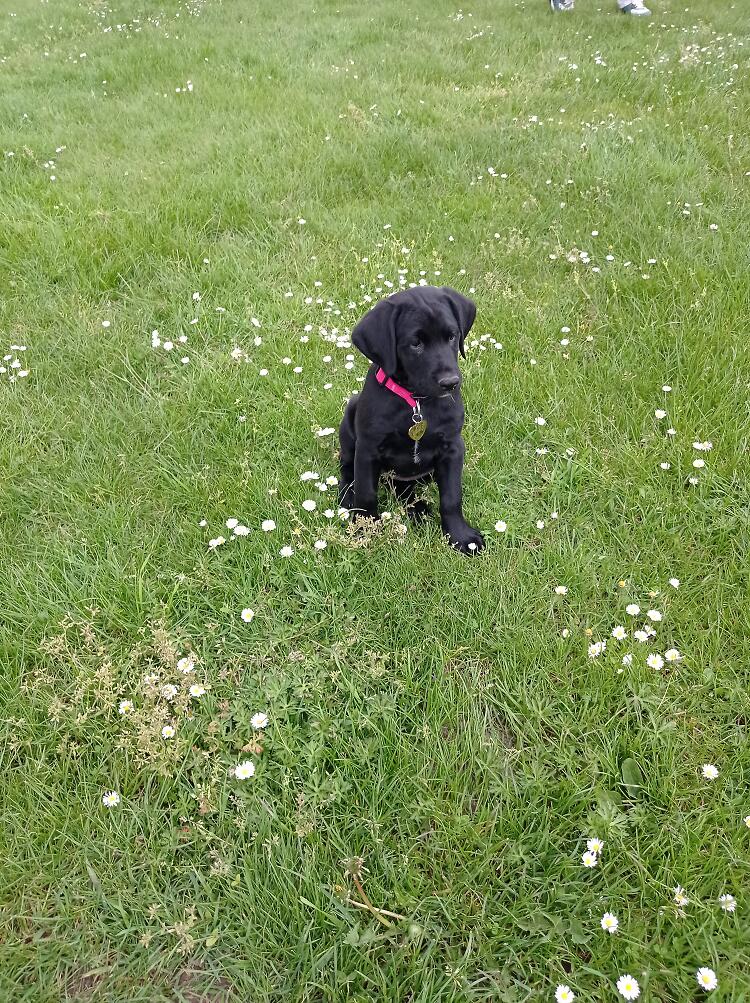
[351,298,400,375]
[441,287,476,358]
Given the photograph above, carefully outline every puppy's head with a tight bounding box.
[352,286,476,397]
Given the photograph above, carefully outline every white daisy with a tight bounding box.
[674,885,689,906]
[226,518,239,529]
[534,416,546,426]
[664,648,681,662]
[554,586,568,595]
[302,499,316,512]
[495,520,507,532]
[161,684,178,701]
[582,851,598,868]
[647,653,664,670]
[668,578,680,588]
[241,608,255,622]
[600,912,618,933]
[611,625,627,640]
[234,760,256,780]
[261,519,276,531]
[718,893,736,913]
[314,539,327,550]
[634,630,648,643]
[616,975,640,1000]
[161,725,175,739]
[655,409,667,419]
[696,968,717,992]
[587,837,604,853]
[702,763,719,780]
[279,546,294,557]
[251,712,269,730]
[622,653,633,666]
[626,604,640,616]
[102,790,121,807]
[118,699,134,714]
[646,609,662,622]
[189,684,206,698]
[208,536,226,549]
[555,986,575,1003]
[177,657,195,674]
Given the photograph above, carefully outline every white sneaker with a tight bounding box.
[618,0,651,13]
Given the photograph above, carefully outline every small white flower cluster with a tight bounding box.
[581,835,604,868]
[233,712,269,780]
[150,328,189,365]
[557,894,724,998]
[672,883,736,930]
[203,467,349,557]
[654,392,714,484]
[585,587,682,673]
[1,344,30,382]
[111,654,209,759]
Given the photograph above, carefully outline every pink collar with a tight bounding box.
[375,367,418,409]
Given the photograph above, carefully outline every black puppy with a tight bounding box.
[339,286,484,555]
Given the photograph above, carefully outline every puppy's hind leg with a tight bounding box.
[338,397,357,510]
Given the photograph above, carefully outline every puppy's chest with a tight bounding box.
[378,417,456,472]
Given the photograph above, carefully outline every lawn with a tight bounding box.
[1,0,749,999]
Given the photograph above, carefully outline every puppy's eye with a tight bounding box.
[411,338,423,349]
[448,334,457,343]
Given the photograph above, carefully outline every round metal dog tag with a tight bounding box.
[408,420,427,441]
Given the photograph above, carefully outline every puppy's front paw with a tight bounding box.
[446,523,485,556]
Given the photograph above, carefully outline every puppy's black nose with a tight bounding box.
[438,376,460,390]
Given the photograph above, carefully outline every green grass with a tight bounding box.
[1,0,749,998]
